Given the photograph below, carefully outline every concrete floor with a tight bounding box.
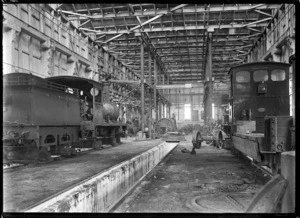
[3,138,163,212]
[112,135,270,213]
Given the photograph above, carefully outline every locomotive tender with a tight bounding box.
[216,61,293,174]
[3,73,126,162]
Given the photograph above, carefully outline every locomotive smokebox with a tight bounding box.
[103,102,119,122]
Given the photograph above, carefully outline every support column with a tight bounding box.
[177,90,180,121]
[162,74,165,118]
[148,53,152,137]
[154,60,158,123]
[140,41,145,132]
[162,74,165,96]
[161,102,164,118]
[103,52,110,102]
[158,101,161,119]
[158,67,161,119]
[167,76,170,118]
[190,89,193,121]
[204,30,213,127]
[158,67,161,85]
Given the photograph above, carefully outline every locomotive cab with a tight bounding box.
[47,76,126,145]
[47,76,103,123]
[229,62,290,133]
[216,62,292,174]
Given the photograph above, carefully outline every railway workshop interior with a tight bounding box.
[2,3,296,214]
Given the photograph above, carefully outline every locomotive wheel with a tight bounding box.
[192,130,202,149]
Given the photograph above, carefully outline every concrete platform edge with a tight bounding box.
[25,141,178,212]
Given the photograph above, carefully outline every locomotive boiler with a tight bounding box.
[214,62,293,174]
[3,73,126,163]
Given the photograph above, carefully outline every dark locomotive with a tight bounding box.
[217,62,293,174]
[3,73,126,163]
[192,61,293,174]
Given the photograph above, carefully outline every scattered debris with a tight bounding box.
[242,178,255,184]
[181,148,190,153]
[74,148,93,153]
[3,163,24,169]
[51,155,61,161]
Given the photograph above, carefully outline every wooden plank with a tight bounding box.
[232,136,261,162]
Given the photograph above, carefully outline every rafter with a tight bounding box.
[104,4,187,43]
[58,9,92,18]
[92,22,270,35]
[64,4,279,21]
[56,3,282,85]
[254,9,273,17]
[242,17,272,27]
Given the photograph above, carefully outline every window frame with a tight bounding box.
[271,69,286,81]
[253,70,269,82]
[235,70,251,83]
[44,135,55,144]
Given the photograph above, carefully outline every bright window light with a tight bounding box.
[289,78,292,116]
[184,104,191,120]
[164,105,167,118]
[212,103,215,120]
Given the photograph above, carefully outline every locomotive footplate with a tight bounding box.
[232,134,262,162]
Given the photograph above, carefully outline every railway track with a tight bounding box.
[250,161,273,178]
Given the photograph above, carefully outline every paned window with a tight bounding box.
[236,71,250,83]
[271,69,285,81]
[253,70,268,82]
[44,135,55,144]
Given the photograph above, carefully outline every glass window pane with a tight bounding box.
[253,70,268,82]
[184,104,191,120]
[236,71,250,83]
[271,69,286,81]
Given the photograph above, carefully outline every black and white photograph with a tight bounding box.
[2,3,296,215]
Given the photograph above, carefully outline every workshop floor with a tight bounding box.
[112,135,270,213]
[3,138,163,212]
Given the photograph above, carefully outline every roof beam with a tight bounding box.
[242,17,272,27]
[128,4,135,14]
[228,33,261,41]
[65,4,279,21]
[254,9,273,17]
[246,27,263,33]
[103,4,187,43]
[248,4,265,10]
[78,19,91,28]
[58,9,92,18]
[93,22,269,35]
[55,4,63,10]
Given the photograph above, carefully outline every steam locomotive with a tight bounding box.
[3,73,126,163]
[215,61,293,174]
